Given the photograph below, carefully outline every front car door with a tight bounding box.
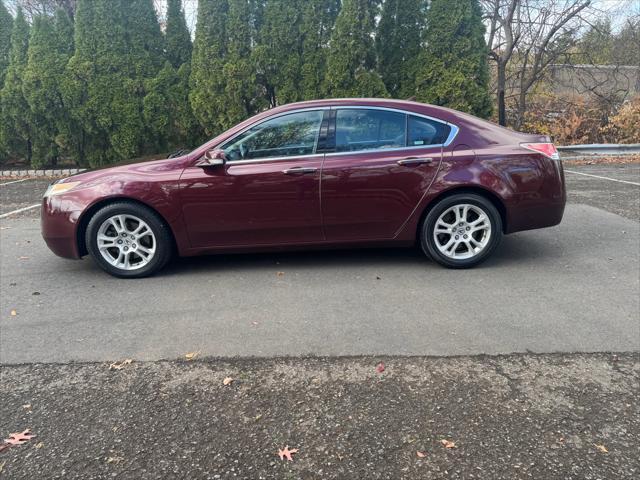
[320,107,453,241]
[179,109,327,248]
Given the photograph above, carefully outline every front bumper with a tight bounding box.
[41,196,83,259]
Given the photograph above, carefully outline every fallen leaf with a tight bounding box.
[416,451,427,458]
[276,271,284,277]
[375,362,385,373]
[107,456,124,464]
[22,404,31,410]
[4,429,35,446]
[223,377,234,386]
[441,439,456,449]
[18,256,29,260]
[277,445,299,461]
[109,359,132,370]
[0,460,5,472]
[10,310,17,317]
[32,291,40,296]
[594,444,608,453]
[185,351,200,361]
[35,442,44,449]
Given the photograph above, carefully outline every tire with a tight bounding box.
[85,201,173,278]
[420,193,503,269]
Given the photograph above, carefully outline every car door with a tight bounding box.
[320,107,450,241]
[179,109,327,248]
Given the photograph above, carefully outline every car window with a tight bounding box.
[335,109,406,153]
[407,115,450,146]
[223,110,324,161]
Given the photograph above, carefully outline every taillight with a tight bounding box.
[520,142,560,160]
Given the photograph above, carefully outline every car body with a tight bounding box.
[41,98,566,277]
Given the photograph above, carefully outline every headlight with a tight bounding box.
[43,181,82,197]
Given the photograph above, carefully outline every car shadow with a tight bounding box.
[160,233,562,277]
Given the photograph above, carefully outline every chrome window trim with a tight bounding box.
[227,153,325,165]
[216,104,460,165]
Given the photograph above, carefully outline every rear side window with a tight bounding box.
[335,109,406,153]
[408,115,450,146]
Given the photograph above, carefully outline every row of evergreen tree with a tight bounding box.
[0,0,491,168]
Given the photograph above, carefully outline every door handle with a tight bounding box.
[397,157,434,166]
[282,166,318,175]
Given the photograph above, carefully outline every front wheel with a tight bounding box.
[421,194,503,269]
[85,202,173,278]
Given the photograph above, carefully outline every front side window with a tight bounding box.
[335,109,406,153]
[223,110,324,161]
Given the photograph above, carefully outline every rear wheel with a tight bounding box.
[85,202,173,278]
[421,193,502,268]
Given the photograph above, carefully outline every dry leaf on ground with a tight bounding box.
[276,271,284,277]
[10,310,17,317]
[109,359,132,370]
[277,446,299,461]
[185,351,200,361]
[4,429,35,446]
[223,377,234,386]
[441,439,456,449]
[594,444,608,453]
[375,362,385,373]
[416,451,427,458]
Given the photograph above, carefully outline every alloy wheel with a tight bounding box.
[96,214,156,270]
[433,204,492,260]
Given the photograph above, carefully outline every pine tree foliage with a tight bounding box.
[324,0,388,98]
[376,0,425,98]
[189,0,229,135]
[415,0,492,117]
[0,0,13,88]
[165,0,192,68]
[0,7,32,162]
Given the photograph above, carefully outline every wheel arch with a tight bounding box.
[416,186,508,240]
[76,197,178,257]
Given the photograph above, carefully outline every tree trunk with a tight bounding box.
[497,61,507,126]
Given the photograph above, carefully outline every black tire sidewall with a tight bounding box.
[85,202,172,278]
[421,194,503,269]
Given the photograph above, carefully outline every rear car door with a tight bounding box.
[179,109,327,247]
[320,107,450,241]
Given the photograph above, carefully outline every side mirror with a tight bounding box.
[201,149,227,166]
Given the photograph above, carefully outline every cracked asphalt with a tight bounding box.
[1,161,639,479]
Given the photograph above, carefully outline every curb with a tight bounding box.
[0,168,86,178]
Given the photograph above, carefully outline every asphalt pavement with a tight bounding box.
[1,164,639,363]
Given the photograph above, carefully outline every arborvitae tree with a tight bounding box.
[253,0,304,106]
[324,0,388,98]
[300,0,339,100]
[376,0,425,98]
[190,0,229,135]
[0,0,12,88]
[23,15,61,166]
[415,0,491,117]
[222,0,258,125]
[64,0,133,166]
[125,0,164,78]
[0,8,32,162]
[165,0,192,69]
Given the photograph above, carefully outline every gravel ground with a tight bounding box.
[1,353,638,479]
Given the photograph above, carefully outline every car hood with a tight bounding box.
[57,154,190,185]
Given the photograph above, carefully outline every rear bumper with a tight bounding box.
[41,197,82,259]
[506,200,565,234]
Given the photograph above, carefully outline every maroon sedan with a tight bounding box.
[41,98,565,278]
